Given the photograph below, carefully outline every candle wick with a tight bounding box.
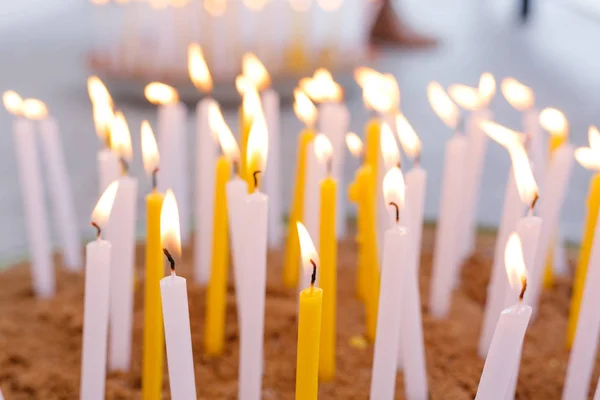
[163,248,175,272]
[253,170,262,190]
[529,193,539,214]
[519,277,527,302]
[415,152,421,166]
[309,259,317,287]
[327,158,333,176]
[389,201,400,224]
[152,167,159,191]
[233,160,240,176]
[120,158,129,176]
[91,221,101,239]
[455,115,465,136]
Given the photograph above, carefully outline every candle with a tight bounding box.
[37,109,82,270]
[238,115,269,400]
[312,134,337,381]
[160,190,197,400]
[3,92,54,298]
[394,113,427,373]
[236,76,262,187]
[426,81,466,318]
[475,234,532,400]
[282,90,317,289]
[139,121,165,400]
[568,128,600,348]
[295,221,324,400]
[370,167,407,400]
[106,112,138,372]
[80,181,118,400]
[204,118,232,356]
[145,82,191,244]
[189,43,219,285]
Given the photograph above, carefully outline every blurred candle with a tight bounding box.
[189,43,219,285]
[3,92,54,298]
[160,190,197,400]
[107,112,138,372]
[567,128,600,348]
[295,222,324,400]
[145,82,191,244]
[283,90,317,288]
[238,113,269,400]
[80,181,118,400]
[475,234,532,400]
[427,82,465,318]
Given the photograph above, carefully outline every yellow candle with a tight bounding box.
[365,118,381,174]
[142,190,164,400]
[240,106,252,182]
[362,164,379,342]
[204,155,231,356]
[283,130,316,288]
[348,165,368,301]
[567,172,600,348]
[295,222,323,400]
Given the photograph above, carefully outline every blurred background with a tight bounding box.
[0,0,598,265]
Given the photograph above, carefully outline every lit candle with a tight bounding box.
[238,114,269,400]
[160,190,197,400]
[106,111,138,372]
[189,43,219,285]
[282,90,317,289]
[87,76,120,195]
[145,82,191,244]
[80,181,119,400]
[448,73,496,259]
[242,53,283,247]
[295,221,324,400]
[427,81,466,318]
[567,127,600,348]
[3,92,54,298]
[36,104,82,270]
[370,166,408,399]
[475,234,532,400]
[236,75,262,188]
[312,134,337,381]
[394,113,427,373]
[140,121,165,400]
[526,110,573,315]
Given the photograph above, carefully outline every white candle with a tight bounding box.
[523,108,547,186]
[226,176,248,324]
[370,167,407,400]
[238,113,269,400]
[525,144,574,313]
[39,116,82,270]
[12,116,55,298]
[160,190,197,400]
[80,181,118,400]
[106,112,138,372]
[195,98,218,284]
[429,133,468,318]
[98,148,120,195]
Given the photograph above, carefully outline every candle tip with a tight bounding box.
[163,248,176,272]
[91,221,101,239]
[253,170,262,190]
[309,259,317,287]
[388,202,400,224]
[519,277,527,302]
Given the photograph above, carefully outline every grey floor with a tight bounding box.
[0,0,598,265]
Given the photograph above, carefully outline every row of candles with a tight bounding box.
[4,47,600,399]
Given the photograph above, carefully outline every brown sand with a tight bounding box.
[0,227,597,399]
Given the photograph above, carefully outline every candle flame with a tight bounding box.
[294,89,317,128]
[247,113,269,177]
[448,84,482,111]
[242,86,263,123]
[509,144,538,206]
[478,72,496,105]
[144,82,179,105]
[204,0,227,15]
[395,114,421,159]
[236,75,254,96]
[314,133,333,165]
[380,122,401,169]
[87,76,113,106]
[141,121,160,176]
[299,68,343,103]
[383,166,405,211]
[215,115,240,163]
[505,232,527,290]
[188,43,213,93]
[479,120,524,149]
[3,90,23,115]
[110,111,133,162]
[383,73,400,111]
[297,221,319,276]
[93,102,114,144]
[575,126,600,171]
[22,99,48,120]
[91,180,119,229]
[242,53,270,91]
[208,101,226,141]
[539,107,568,137]
[427,81,459,129]
[354,66,381,89]
[501,78,533,111]
[161,189,182,260]
[345,132,363,157]
[363,78,395,114]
